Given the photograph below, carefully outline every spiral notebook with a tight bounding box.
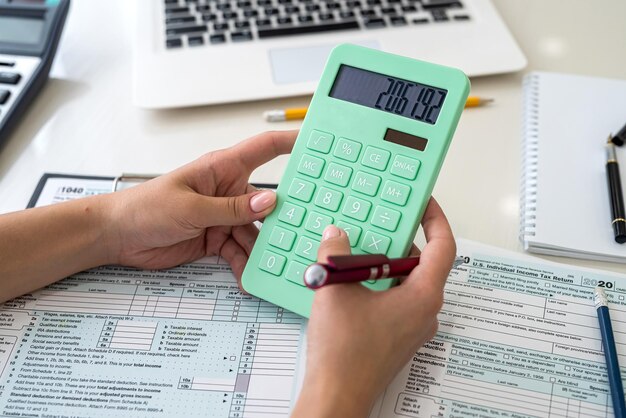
[520,72,626,263]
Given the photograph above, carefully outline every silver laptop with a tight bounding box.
[133,0,526,108]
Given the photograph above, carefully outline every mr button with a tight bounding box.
[390,155,420,180]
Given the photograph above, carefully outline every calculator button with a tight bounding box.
[371,206,401,231]
[0,89,9,105]
[351,171,381,196]
[324,162,353,187]
[307,130,335,154]
[341,196,372,221]
[268,226,297,251]
[314,187,343,212]
[0,72,20,85]
[361,231,391,254]
[295,236,321,262]
[390,155,421,180]
[285,261,308,286]
[337,221,362,248]
[259,250,287,275]
[278,202,306,226]
[288,178,316,202]
[297,154,325,178]
[304,211,334,235]
[380,180,411,206]
[362,146,391,171]
[333,138,362,162]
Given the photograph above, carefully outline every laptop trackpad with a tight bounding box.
[269,41,380,85]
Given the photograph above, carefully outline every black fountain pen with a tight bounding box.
[606,136,626,243]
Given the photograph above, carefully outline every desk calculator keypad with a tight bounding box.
[258,129,421,285]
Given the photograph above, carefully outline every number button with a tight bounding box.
[360,231,391,254]
[341,196,372,221]
[268,226,297,251]
[314,187,343,212]
[333,138,362,162]
[305,212,334,235]
[288,178,315,202]
[324,162,352,187]
[285,261,308,286]
[351,171,381,196]
[258,250,287,275]
[380,180,411,206]
[371,206,401,231]
[278,202,306,226]
[307,130,334,154]
[362,146,391,171]
[297,154,325,178]
[295,236,320,262]
[390,155,421,180]
[337,221,362,248]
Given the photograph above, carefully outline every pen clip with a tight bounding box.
[326,254,390,271]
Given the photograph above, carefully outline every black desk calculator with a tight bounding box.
[0,0,70,148]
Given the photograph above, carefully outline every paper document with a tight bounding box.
[370,239,626,418]
[0,174,306,417]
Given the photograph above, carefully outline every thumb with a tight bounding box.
[199,190,277,227]
[317,225,351,263]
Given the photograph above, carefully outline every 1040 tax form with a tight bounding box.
[370,239,626,418]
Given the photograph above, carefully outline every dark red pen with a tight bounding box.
[303,254,420,289]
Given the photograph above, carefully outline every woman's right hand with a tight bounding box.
[292,198,456,418]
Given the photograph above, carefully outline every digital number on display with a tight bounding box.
[329,65,447,125]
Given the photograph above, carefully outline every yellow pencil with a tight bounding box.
[264,96,493,122]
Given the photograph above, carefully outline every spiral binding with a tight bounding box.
[520,73,540,244]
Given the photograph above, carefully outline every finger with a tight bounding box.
[232,223,259,256]
[220,237,250,290]
[232,130,298,172]
[193,189,277,227]
[316,225,351,263]
[404,197,455,293]
[397,244,420,284]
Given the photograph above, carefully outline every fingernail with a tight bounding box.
[322,225,341,241]
[249,191,276,213]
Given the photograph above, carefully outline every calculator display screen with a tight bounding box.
[0,16,45,45]
[329,65,447,125]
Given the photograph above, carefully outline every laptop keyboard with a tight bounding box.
[163,0,470,47]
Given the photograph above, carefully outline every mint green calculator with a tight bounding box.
[242,44,469,317]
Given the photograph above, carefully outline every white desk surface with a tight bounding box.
[1,1,625,274]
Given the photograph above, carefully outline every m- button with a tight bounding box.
[390,155,420,180]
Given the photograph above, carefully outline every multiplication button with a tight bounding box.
[297,154,325,178]
[259,250,287,276]
[333,138,362,162]
[360,231,391,254]
[371,206,401,231]
[307,130,334,154]
[380,180,410,206]
[390,155,420,180]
